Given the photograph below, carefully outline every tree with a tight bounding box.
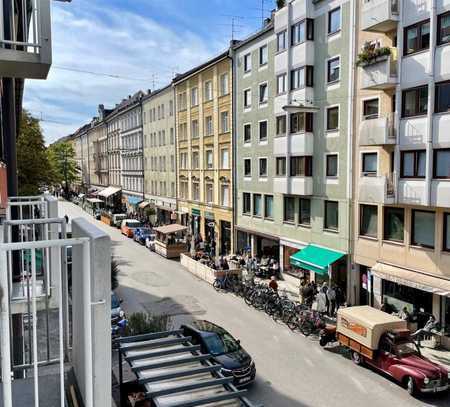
[276,0,286,9]
[48,141,79,198]
[124,312,172,336]
[16,110,54,195]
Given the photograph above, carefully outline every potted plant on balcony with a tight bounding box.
[356,41,392,67]
[276,0,286,9]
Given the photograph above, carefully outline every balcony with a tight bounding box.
[431,181,450,208]
[0,0,52,79]
[274,176,313,195]
[359,114,395,146]
[360,51,397,90]
[358,174,395,204]
[361,0,399,32]
[273,133,314,156]
[397,179,427,205]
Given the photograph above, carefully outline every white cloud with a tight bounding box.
[24,0,224,144]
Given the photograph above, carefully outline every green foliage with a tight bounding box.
[356,42,391,66]
[276,0,286,9]
[47,141,79,196]
[124,312,173,337]
[17,110,54,195]
[145,206,156,217]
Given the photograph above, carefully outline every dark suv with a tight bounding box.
[181,320,256,387]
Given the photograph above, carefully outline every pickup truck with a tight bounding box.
[337,306,449,396]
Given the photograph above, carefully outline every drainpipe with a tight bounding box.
[230,46,238,253]
[425,0,437,206]
[346,0,357,304]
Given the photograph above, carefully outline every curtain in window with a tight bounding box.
[360,205,377,237]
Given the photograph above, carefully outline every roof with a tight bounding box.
[172,49,232,85]
[337,306,404,329]
[290,245,345,275]
[98,186,121,198]
[86,198,103,204]
[154,224,188,235]
[232,22,274,51]
[142,84,173,102]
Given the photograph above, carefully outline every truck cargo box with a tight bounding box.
[336,306,407,350]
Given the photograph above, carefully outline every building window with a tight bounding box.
[444,213,450,251]
[291,19,314,45]
[277,30,286,51]
[435,81,450,113]
[276,157,286,176]
[192,182,200,201]
[253,194,262,217]
[326,154,338,177]
[192,151,199,169]
[402,86,428,117]
[327,57,340,83]
[244,53,252,72]
[276,115,286,135]
[411,210,435,248]
[206,150,213,169]
[404,20,430,55]
[259,121,268,142]
[363,99,379,119]
[191,87,198,106]
[180,152,188,169]
[220,73,229,96]
[384,207,404,242]
[244,158,251,177]
[290,112,313,133]
[360,205,378,238]
[244,89,252,108]
[291,66,313,90]
[299,198,311,226]
[326,106,339,130]
[191,119,199,138]
[259,83,268,104]
[264,195,273,219]
[205,183,214,204]
[433,149,450,178]
[324,201,339,231]
[277,73,287,95]
[243,193,251,214]
[220,148,229,169]
[259,45,268,66]
[204,81,213,101]
[259,158,268,177]
[284,196,296,223]
[362,152,377,175]
[328,7,341,34]
[401,150,426,178]
[220,111,229,133]
[290,156,312,176]
[220,184,230,207]
[438,12,450,45]
[205,116,213,136]
[244,124,251,143]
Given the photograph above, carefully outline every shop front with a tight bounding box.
[125,195,142,214]
[156,204,175,225]
[234,226,279,259]
[290,245,347,288]
[369,262,450,347]
[98,186,122,213]
[191,208,201,237]
[220,220,231,255]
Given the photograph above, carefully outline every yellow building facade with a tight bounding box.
[174,52,233,255]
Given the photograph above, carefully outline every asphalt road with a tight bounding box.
[60,201,450,407]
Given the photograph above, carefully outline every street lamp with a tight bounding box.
[282,99,319,114]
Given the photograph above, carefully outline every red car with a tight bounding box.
[355,330,449,396]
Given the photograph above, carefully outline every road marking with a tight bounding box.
[350,376,368,394]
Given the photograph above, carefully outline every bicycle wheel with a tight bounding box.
[299,320,314,336]
[213,278,222,291]
[286,314,299,331]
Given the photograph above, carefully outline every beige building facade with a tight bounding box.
[174,52,233,254]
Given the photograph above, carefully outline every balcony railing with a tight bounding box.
[359,113,396,145]
[0,0,52,79]
[359,173,395,204]
[361,0,399,32]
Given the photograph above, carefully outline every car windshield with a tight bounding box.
[127,222,141,228]
[395,341,420,357]
[202,332,240,356]
[111,293,120,309]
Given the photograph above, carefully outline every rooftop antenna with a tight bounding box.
[219,15,245,41]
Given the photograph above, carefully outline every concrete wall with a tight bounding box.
[71,218,111,407]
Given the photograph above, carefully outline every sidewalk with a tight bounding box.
[421,345,450,370]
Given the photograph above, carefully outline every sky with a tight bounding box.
[24,0,274,144]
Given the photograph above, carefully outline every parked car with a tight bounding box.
[121,219,142,238]
[336,306,449,396]
[133,227,153,245]
[112,213,127,228]
[145,233,157,251]
[111,291,124,325]
[94,209,102,220]
[181,320,256,387]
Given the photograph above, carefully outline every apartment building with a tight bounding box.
[352,0,450,345]
[174,51,234,255]
[87,112,109,190]
[235,0,354,289]
[70,124,90,193]
[118,91,145,211]
[142,86,177,223]
[106,109,122,188]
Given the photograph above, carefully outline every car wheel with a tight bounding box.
[351,351,363,366]
[405,376,417,396]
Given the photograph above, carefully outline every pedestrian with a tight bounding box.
[411,315,438,347]
[327,285,337,317]
[269,276,278,291]
[316,290,327,314]
[64,215,69,224]
[335,285,344,311]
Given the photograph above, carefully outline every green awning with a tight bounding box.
[290,245,345,275]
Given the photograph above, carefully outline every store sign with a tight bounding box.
[205,211,215,220]
[191,208,201,216]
